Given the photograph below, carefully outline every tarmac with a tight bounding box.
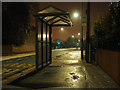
[1,48,75,61]
[2,50,120,89]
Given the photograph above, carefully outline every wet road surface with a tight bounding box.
[4,49,119,89]
[2,48,74,83]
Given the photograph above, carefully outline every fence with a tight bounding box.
[96,49,120,85]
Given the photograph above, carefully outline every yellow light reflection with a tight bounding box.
[43,34,46,38]
[72,60,78,63]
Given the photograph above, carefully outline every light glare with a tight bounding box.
[43,34,46,38]
[78,33,80,35]
[74,13,78,18]
[61,28,64,31]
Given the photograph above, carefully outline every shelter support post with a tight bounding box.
[49,25,52,63]
[46,23,48,64]
[41,20,43,67]
[81,2,83,60]
[86,2,90,63]
[35,17,39,70]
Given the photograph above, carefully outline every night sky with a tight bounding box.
[38,2,109,42]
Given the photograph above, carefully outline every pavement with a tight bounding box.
[2,49,120,89]
[1,48,76,86]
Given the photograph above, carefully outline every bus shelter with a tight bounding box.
[34,6,72,69]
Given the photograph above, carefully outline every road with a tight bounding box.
[3,48,119,89]
[2,48,76,82]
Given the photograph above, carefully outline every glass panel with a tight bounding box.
[47,43,50,61]
[38,42,42,65]
[47,26,49,42]
[43,22,46,42]
[43,43,46,64]
[38,21,41,41]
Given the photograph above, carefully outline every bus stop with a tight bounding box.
[34,6,73,69]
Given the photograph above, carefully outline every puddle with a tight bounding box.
[69,72,79,80]
[70,72,75,75]
[72,75,79,80]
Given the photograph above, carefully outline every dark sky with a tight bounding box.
[38,2,109,42]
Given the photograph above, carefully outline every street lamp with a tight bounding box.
[73,2,83,60]
[73,13,79,18]
[61,28,64,31]
[78,33,80,36]
[72,35,74,38]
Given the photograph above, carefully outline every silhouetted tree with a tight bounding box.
[109,2,120,40]
[2,2,40,46]
[64,37,78,48]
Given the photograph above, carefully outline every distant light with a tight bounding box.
[72,60,78,63]
[78,40,80,42]
[58,42,61,45]
[72,36,74,38]
[78,33,80,35]
[77,43,79,44]
[43,34,46,38]
[77,45,79,46]
[61,28,64,31]
[74,13,78,18]
[38,34,40,38]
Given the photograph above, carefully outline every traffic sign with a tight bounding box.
[81,17,87,26]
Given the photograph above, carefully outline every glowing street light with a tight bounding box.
[72,35,74,38]
[78,33,80,36]
[73,12,78,18]
[61,28,64,31]
[43,34,46,38]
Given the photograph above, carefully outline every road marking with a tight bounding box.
[22,66,35,73]
[3,56,58,83]
[2,66,35,83]
[2,73,21,83]
[3,69,19,75]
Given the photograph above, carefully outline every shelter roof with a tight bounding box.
[34,6,73,27]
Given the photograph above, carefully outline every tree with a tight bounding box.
[2,2,40,46]
[93,16,105,42]
[64,37,78,48]
[109,2,120,40]
[3,2,30,46]
[93,2,120,51]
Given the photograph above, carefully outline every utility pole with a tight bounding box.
[86,2,90,63]
[81,1,83,60]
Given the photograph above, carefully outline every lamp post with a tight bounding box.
[81,1,84,60]
[73,2,83,60]
[85,2,90,63]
